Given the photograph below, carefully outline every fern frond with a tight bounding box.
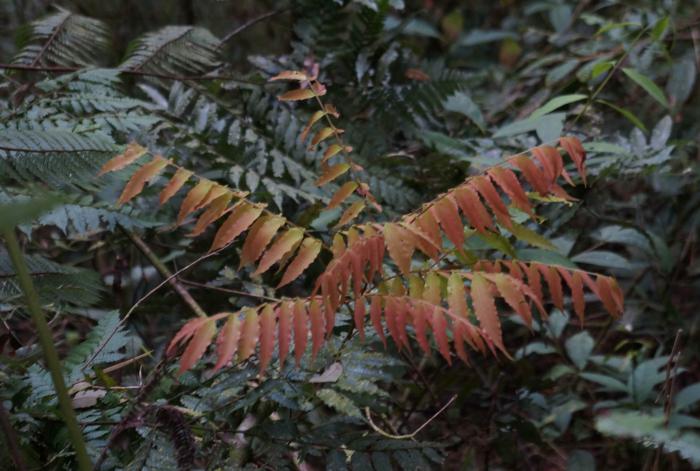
[120,26,220,76]
[0,129,117,186]
[12,6,109,67]
[0,252,103,308]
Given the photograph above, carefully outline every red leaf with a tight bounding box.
[429,308,452,365]
[238,309,260,362]
[538,264,564,310]
[190,191,233,237]
[370,296,386,346]
[596,275,623,317]
[531,146,564,185]
[258,305,276,374]
[167,317,208,357]
[488,167,533,216]
[452,185,494,233]
[213,314,241,372]
[431,195,464,249]
[470,176,512,229]
[293,300,308,365]
[510,155,549,195]
[178,318,216,375]
[559,136,587,185]
[558,268,585,324]
[410,302,431,355]
[309,299,325,361]
[327,181,358,209]
[278,301,292,368]
[471,273,506,354]
[489,273,532,327]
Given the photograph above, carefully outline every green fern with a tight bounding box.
[12,6,109,67]
[120,26,220,76]
[0,251,103,308]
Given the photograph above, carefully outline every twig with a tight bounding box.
[0,63,262,85]
[83,249,220,370]
[179,278,281,303]
[364,394,457,440]
[121,227,207,318]
[220,8,289,44]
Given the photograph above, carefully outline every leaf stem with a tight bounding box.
[1,229,92,471]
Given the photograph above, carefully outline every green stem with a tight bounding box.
[1,229,92,471]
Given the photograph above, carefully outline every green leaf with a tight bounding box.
[622,67,670,109]
[567,450,596,471]
[565,331,595,369]
[570,250,633,271]
[591,61,615,80]
[579,373,628,393]
[595,99,647,132]
[651,16,670,42]
[675,383,700,411]
[530,94,587,119]
[510,222,556,250]
[443,91,485,131]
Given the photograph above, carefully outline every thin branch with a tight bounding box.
[220,8,289,44]
[0,400,28,471]
[0,63,263,85]
[365,394,457,440]
[121,227,207,318]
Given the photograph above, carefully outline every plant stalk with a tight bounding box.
[1,229,92,471]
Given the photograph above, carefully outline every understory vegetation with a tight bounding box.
[1,0,699,469]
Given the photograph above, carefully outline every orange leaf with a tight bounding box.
[559,136,587,185]
[531,146,564,185]
[452,185,494,233]
[254,228,305,276]
[335,200,365,228]
[431,195,464,248]
[429,308,452,364]
[538,264,564,310]
[316,162,350,186]
[160,167,192,205]
[596,275,623,317]
[327,181,358,209]
[167,317,208,357]
[210,202,264,251]
[488,167,533,216]
[278,301,292,367]
[213,314,241,372]
[415,211,442,251]
[471,176,513,229]
[411,303,431,355]
[269,70,308,81]
[190,191,233,237]
[277,238,322,288]
[401,222,440,260]
[238,308,260,362]
[293,300,308,365]
[258,305,276,374]
[177,179,213,225]
[558,268,585,324]
[178,318,216,375]
[510,155,549,195]
[447,273,468,319]
[370,296,386,346]
[384,297,402,350]
[240,215,286,268]
[278,88,317,101]
[116,155,169,206]
[471,273,506,354]
[309,299,325,360]
[522,262,543,304]
[98,142,147,175]
[384,223,415,275]
[310,127,338,148]
[489,273,532,327]
[423,272,442,305]
[300,110,326,142]
[322,144,352,163]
